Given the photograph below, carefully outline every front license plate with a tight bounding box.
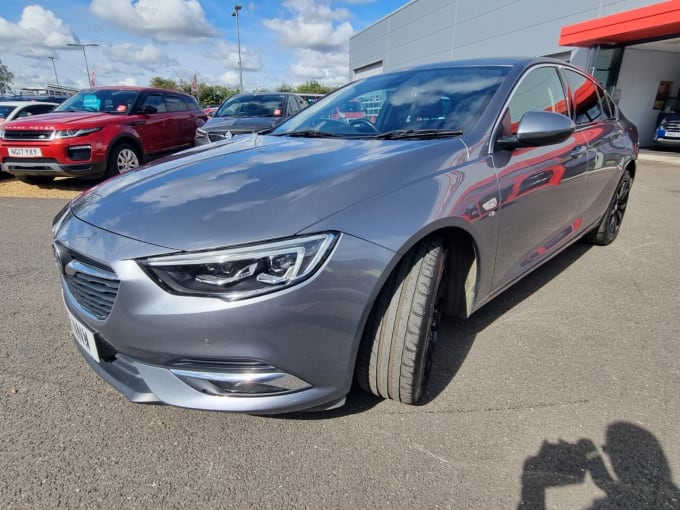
[8,147,42,157]
[67,310,100,362]
[665,131,680,138]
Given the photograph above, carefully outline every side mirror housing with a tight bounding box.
[496,111,575,150]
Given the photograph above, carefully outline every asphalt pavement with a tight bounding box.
[1,152,679,509]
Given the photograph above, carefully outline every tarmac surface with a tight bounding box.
[0,150,679,509]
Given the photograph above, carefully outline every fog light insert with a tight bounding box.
[68,145,92,161]
[170,367,311,396]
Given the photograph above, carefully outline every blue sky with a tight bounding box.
[0,0,405,92]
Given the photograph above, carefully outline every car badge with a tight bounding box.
[225,131,233,139]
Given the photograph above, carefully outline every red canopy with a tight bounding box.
[560,1,680,47]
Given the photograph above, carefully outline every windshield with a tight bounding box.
[0,105,17,120]
[272,66,509,138]
[55,89,140,114]
[216,94,286,118]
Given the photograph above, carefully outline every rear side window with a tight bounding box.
[165,95,188,112]
[506,66,568,135]
[562,69,604,125]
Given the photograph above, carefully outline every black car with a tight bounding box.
[195,92,308,144]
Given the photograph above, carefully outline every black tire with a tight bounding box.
[584,169,632,246]
[356,237,447,404]
[106,142,140,177]
[16,175,55,185]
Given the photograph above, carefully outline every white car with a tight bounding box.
[0,101,58,125]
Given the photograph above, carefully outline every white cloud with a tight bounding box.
[89,0,219,43]
[288,49,349,86]
[107,43,176,67]
[263,0,354,52]
[0,5,78,57]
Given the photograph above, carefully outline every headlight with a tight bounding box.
[139,233,339,300]
[55,127,102,139]
[660,119,668,127]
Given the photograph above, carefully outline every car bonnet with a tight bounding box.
[69,134,465,252]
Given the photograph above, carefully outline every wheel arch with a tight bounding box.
[106,134,143,163]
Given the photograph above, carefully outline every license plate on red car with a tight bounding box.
[9,147,42,158]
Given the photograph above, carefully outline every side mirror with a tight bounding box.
[496,111,575,150]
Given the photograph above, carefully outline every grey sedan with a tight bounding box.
[52,57,638,414]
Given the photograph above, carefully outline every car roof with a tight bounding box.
[76,86,195,97]
[0,101,59,107]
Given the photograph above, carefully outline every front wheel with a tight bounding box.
[106,142,140,177]
[584,169,632,246]
[356,237,447,404]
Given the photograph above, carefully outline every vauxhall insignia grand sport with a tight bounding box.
[52,58,638,414]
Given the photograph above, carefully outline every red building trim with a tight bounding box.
[560,1,680,47]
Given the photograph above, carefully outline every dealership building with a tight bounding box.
[349,0,680,146]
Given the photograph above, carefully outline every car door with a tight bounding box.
[491,65,590,289]
[561,68,629,229]
[133,92,173,154]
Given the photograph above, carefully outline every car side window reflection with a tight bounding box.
[506,66,568,135]
[563,69,604,125]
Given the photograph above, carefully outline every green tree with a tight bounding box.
[276,83,294,92]
[0,59,14,95]
[149,77,180,90]
[295,80,333,94]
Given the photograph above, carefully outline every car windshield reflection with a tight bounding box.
[272,65,509,139]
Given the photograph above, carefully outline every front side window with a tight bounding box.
[505,66,568,135]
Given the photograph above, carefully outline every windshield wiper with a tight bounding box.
[373,129,463,140]
[282,130,343,138]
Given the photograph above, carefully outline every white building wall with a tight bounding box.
[350,0,658,75]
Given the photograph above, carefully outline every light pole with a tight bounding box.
[67,43,99,86]
[232,5,244,93]
[48,56,60,86]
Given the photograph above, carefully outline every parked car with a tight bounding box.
[0,101,58,126]
[52,57,637,414]
[0,86,207,184]
[299,93,324,105]
[654,96,680,147]
[194,92,308,144]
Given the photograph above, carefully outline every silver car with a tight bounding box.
[52,57,638,414]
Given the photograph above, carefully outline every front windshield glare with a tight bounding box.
[272,66,509,138]
[55,89,140,114]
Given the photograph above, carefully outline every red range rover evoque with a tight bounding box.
[0,86,207,184]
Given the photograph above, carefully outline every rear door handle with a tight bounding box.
[570,145,587,158]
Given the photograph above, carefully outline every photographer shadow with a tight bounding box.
[518,422,680,509]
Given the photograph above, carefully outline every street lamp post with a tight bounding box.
[232,5,244,93]
[67,43,99,86]
[48,56,60,86]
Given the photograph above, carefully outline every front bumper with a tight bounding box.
[54,213,393,413]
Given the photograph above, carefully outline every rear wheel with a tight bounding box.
[16,175,55,185]
[584,169,632,246]
[356,237,447,404]
[106,142,140,177]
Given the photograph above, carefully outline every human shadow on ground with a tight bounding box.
[518,422,680,509]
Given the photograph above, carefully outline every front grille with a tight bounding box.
[2,130,54,141]
[62,254,119,320]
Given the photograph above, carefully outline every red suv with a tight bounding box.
[0,86,207,184]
